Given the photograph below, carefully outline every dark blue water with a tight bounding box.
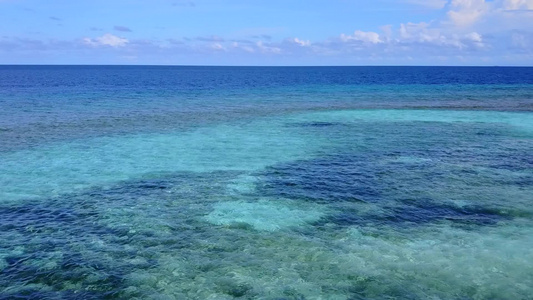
[0,66,532,299]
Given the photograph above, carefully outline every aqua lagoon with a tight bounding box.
[0,66,532,299]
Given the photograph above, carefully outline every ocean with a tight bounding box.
[0,66,532,299]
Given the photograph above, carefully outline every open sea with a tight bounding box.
[0,66,532,299]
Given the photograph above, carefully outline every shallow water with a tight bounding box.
[0,66,532,299]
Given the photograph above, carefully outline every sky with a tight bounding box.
[0,0,532,65]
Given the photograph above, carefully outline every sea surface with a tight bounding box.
[0,66,532,299]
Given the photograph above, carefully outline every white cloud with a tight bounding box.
[292,38,310,46]
[399,22,450,45]
[18,0,529,65]
[341,30,382,44]
[447,0,490,27]
[256,41,281,54]
[231,42,255,53]
[503,0,533,10]
[394,22,485,49]
[399,22,431,40]
[443,0,533,33]
[465,31,482,42]
[83,33,128,48]
[448,10,483,27]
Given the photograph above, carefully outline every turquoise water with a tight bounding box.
[0,66,532,299]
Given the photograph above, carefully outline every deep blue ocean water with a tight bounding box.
[0,66,532,299]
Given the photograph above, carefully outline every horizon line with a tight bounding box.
[1,64,532,68]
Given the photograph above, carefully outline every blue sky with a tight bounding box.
[1,0,532,65]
